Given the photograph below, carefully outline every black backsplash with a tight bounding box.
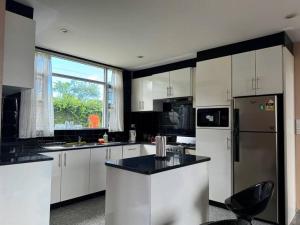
[1,93,21,142]
[131,112,160,142]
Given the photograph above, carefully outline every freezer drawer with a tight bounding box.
[234,95,277,132]
[234,132,278,223]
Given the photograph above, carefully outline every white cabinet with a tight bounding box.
[3,11,35,89]
[131,76,153,112]
[152,68,192,100]
[232,51,256,97]
[107,146,123,160]
[232,46,283,97]
[141,144,156,155]
[169,68,192,98]
[152,72,170,100]
[196,129,232,203]
[89,148,107,194]
[196,56,231,106]
[255,46,283,95]
[42,152,62,204]
[123,144,140,158]
[61,149,91,201]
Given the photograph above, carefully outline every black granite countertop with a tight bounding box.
[105,153,210,175]
[0,152,53,166]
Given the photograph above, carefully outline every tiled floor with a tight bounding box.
[50,196,271,225]
[291,211,300,225]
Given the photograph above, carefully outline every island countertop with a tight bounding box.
[105,153,210,175]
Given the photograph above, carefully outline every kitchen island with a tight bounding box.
[105,153,210,225]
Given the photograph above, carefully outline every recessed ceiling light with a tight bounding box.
[285,13,297,20]
[137,56,144,59]
[59,28,69,33]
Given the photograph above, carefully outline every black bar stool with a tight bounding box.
[201,181,274,225]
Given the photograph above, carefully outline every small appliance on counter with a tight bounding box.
[129,124,137,143]
[155,136,167,158]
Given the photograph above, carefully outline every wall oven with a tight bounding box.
[196,106,230,129]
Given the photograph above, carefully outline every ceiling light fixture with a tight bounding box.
[137,56,144,59]
[59,28,69,33]
[285,13,297,20]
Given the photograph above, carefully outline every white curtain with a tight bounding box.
[19,52,54,138]
[108,69,124,132]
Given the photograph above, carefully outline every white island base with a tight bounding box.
[105,161,209,225]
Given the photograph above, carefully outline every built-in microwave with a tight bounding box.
[196,106,230,128]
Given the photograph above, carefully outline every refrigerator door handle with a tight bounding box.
[233,108,240,162]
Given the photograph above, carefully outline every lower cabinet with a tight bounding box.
[140,144,156,155]
[89,148,107,194]
[60,149,91,201]
[107,146,123,160]
[123,144,140,158]
[196,129,232,203]
[42,151,62,204]
[43,149,91,203]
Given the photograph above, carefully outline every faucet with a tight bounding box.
[78,136,82,144]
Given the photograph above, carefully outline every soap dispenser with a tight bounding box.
[103,132,108,143]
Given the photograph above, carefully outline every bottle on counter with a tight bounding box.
[103,132,108,143]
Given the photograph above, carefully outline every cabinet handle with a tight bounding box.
[127,148,136,151]
[256,78,260,89]
[142,101,144,110]
[226,137,231,150]
[58,153,61,167]
[64,153,66,167]
[167,87,169,96]
[170,86,173,96]
[138,101,141,110]
[251,78,255,90]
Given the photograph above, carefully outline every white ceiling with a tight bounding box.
[16,0,300,70]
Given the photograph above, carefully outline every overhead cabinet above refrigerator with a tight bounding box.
[232,45,283,97]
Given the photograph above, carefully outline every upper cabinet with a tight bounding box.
[3,11,35,89]
[255,46,283,95]
[152,68,192,99]
[152,72,170,100]
[195,56,232,107]
[232,51,256,97]
[232,46,283,97]
[131,76,153,112]
[169,68,192,98]
[132,68,192,112]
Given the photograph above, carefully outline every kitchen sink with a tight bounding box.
[41,142,123,151]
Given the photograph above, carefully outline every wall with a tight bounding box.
[0,0,5,136]
[294,43,300,210]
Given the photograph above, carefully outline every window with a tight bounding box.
[51,56,112,130]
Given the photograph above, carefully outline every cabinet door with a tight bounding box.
[169,68,192,98]
[131,78,142,112]
[108,146,123,160]
[89,148,107,194]
[123,144,141,158]
[232,51,256,97]
[256,46,283,95]
[141,76,153,111]
[3,11,35,89]
[42,152,62,204]
[196,56,231,106]
[196,129,232,203]
[141,144,156,155]
[61,149,90,201]
[152,72,170,99]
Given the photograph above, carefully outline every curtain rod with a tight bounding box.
[35,46,124,71]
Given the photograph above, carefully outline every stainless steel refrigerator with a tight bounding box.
[233,95,284,224]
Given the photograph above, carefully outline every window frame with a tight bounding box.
[50,55,111,130]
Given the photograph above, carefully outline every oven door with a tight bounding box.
[197,107,230,128]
